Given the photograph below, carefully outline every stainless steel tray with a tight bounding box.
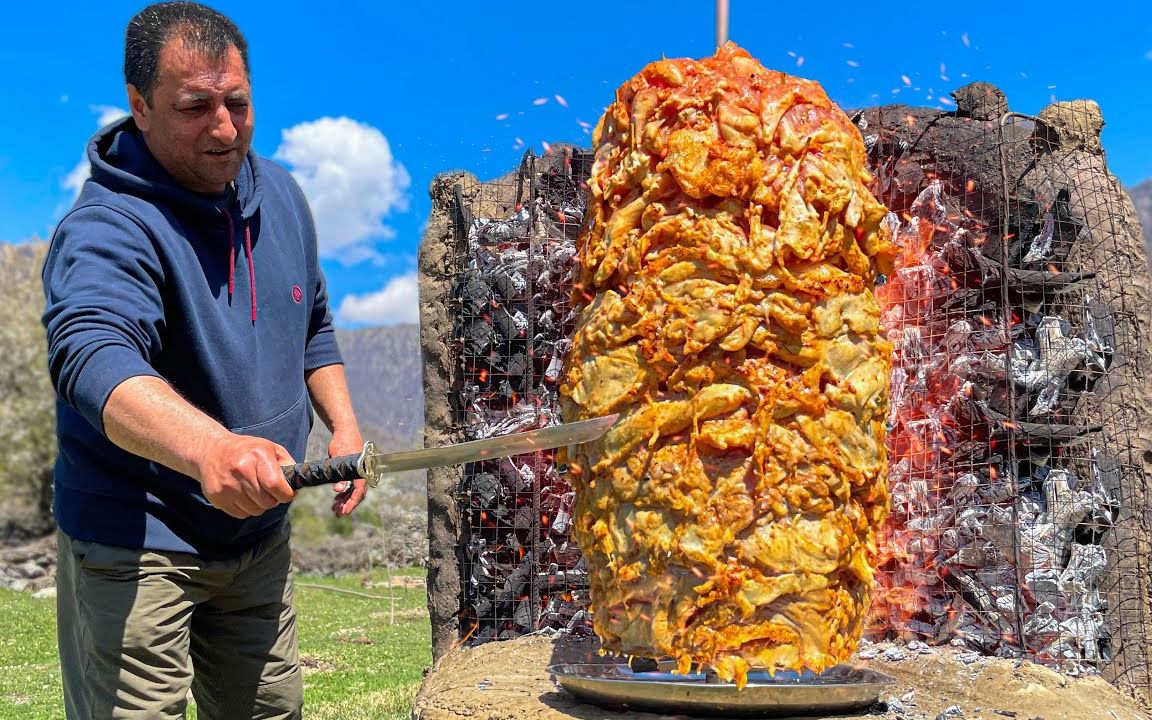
[548,663,894,717]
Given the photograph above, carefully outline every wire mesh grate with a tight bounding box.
[447,148,595,644]
[861,98,1150,689]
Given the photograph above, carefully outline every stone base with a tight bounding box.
[414,635,1149,720]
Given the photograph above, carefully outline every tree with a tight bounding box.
[0,241,56,538]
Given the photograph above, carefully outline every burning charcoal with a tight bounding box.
[490,305,525,339]
[543,355,565,384]
[1042,470,1098,564]
[1027,569,1062,605]
[486,268,524,301]
[1077,490,1119,545]
[479,405,549,439]
[1058,613,1105,661]
[551,540,583,567]
[512,600,534,630]
[951,351,1008,382]
[566,610,593,634]
[535,309,557,333]
[491,458,526,492]
[515,462,536,492]
[1001,268,1096,313]
[453,274,493,316]
[493,352,529,383]
[450,152,598,646]
[979,405,1101,447]
[466,472,502,507]
[1010,317,1100,415]
[1083,296,1116,354]
[473,627,497,644]
[551,492,575,535]
[512,506,536,530]
[1060,544,1106,606]
[460,320,496,359]
[1077,450,1122,544]
[949,545,993,568]
[470,208,531,245]
[979,470,1023,505]
[1019,189,1080,266]
[1021,210,1056,263]
[1068,301,1114,394]
[495,551,533,604]
[941,567,998,616]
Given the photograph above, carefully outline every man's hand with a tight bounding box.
[304,363,367,518]
[329,429,367,517]
[197,433,297,518]
[102,376,297,520]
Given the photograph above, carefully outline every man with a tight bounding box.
[41,3,366,718]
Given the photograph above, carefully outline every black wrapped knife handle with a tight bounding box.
[283,452,362,490]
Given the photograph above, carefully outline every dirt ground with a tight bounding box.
[413,634,1151,720]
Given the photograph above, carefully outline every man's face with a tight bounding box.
[128,37,254,194]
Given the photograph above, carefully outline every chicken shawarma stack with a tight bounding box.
[559,42,895,686]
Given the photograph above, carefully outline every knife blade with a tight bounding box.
[282,413,618,490]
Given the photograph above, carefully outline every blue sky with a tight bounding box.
[3,1,1150,326]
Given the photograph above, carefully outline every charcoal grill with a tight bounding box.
[419,82,1152,700]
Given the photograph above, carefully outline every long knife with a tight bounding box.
[282,414,618,490]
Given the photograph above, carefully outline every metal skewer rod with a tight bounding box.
[716,0,729,48]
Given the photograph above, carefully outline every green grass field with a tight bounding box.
[0,569,431,720]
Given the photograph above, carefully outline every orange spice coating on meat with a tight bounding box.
[559,42,894,687]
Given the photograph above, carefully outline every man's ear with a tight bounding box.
[127,84,151,132]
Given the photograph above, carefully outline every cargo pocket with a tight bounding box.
[78,540,146,579]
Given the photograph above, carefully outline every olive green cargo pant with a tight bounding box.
[56,526,302,719]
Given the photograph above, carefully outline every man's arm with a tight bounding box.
[44,207,295,520]
[103,376,296,518]
[305,363,367,517]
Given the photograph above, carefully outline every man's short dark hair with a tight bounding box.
[125,2,249,104]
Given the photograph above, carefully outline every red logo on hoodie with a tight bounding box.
[291,285,303,303]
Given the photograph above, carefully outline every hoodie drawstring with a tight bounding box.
[244,223,257,323]
[221,209,257,323]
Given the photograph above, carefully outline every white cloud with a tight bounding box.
[62,105,129,200]
[94,105,129,128]
[62,159,92,200]
[336,273,418,325]
[274,117,410,263]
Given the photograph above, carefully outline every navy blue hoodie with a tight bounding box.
[42,117,343,558]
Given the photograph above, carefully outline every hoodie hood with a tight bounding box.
[88,116,264,221]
